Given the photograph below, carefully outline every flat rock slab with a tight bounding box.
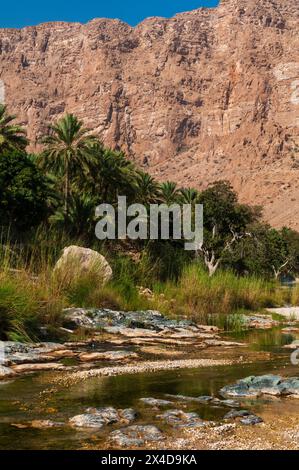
[109,425,164,447]
[12,363,64,373]
[243,314,280,329]
[69,407,137,429]
[2,341,68,366]
[63,308,216,339]
[203,339,245,347]
[0,365,16,379]
[266,307,299,321]
[79,351,138,362]
[220,374,299,398]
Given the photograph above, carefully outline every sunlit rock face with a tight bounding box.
[0,0,298,228]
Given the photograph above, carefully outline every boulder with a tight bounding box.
[54,246,112,286]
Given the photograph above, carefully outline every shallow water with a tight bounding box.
[0,328,299,449]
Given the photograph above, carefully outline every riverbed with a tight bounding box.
[0,327,298,450]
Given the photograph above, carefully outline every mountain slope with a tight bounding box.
[0,0,298,228]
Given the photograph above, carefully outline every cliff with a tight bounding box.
[0,0,298,227]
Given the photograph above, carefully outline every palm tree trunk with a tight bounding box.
[64,161,69,215]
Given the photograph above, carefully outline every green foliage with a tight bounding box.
[230,224,299,279]
[0,150,53,231]
[135,171,161,205]
[39,113,98,214]
[160,181,180,204]
[0,110,299,341]
[0,104,28,152]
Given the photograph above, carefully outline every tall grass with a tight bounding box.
[149,264,281,323]
[0,233,288,341]
[290,285,299,306]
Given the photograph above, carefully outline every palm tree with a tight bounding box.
[159,181,180,205]
[40,113,97,215]
[135,172,161,205]
[49,192,96,238]
[180,187,199,205]
[84,145,137,203]
[0,104,28,151]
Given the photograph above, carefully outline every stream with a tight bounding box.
[0,327,299,449]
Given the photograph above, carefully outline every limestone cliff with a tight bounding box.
[0,0,298,228]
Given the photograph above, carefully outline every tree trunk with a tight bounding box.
[206,259,221,277]
[64,162,69,215]
[203,250,221,277]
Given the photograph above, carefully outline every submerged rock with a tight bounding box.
[119,408,138,423]
[165,394,213,404]
[220,374,299,398]
[109,425,164,447]
[140,397,173,407]
[240,415,263,425]
[224,410,251,420]
[30,420,64,429]
[224,409,263,425]
[165,394,240,408]
[220,399,241,408]
[158,409,208,428]
[69,407,137,429]
[69,413,108,429]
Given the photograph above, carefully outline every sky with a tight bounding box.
[1,1,220,29]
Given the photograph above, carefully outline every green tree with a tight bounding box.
[180,187,199,205]
[159,181,180,205]
[83,144,137,203]
[232,224,299,279]
[197,181,259,276]
[135,172,161,206]
[40,113,97,215]
[0,150,52,231]
[49,192,96,238]
[0,104,28,151]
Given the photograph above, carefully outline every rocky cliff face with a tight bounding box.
[0,0,298,228]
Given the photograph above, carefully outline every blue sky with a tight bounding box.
[1,1,219,28]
